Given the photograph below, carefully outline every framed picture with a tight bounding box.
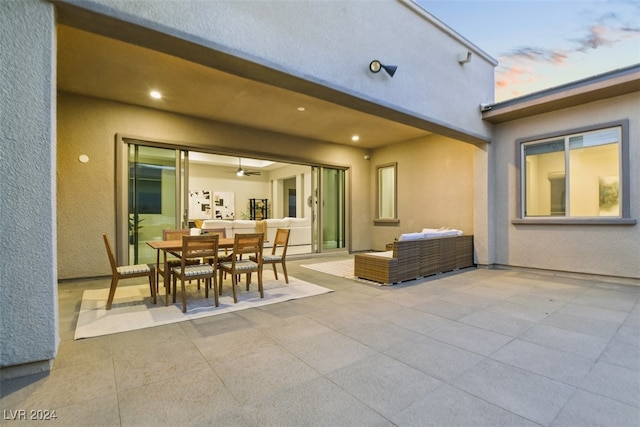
[189,190,212,219]
[214,191,235,219]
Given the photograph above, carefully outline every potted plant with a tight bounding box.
[128,214,144,244]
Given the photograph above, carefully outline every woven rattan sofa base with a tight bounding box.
[355,235,474,285]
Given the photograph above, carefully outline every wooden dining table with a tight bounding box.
[147,237,235,301]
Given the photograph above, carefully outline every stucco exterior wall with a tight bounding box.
[57,92,371,279]
[369,136,476,250]
[56,0,495,143]
[0,1,59,371]
[492,93,640,279]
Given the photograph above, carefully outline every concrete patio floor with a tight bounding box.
[1,253,639,426]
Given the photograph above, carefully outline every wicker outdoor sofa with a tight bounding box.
[354,234,474,285]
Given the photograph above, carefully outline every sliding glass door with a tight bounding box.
[118,138,346,262]
[312,166,346,252]
[118,139,186,265]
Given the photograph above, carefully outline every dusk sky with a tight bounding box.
[417,0,640,102]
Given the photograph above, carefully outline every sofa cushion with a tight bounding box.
[398,232,424,241]
[420,228,463,237]
[233,220,257,230]
[286,217,310,227]
[265,218,289,228]
[201,219,229,230]
[368,251,394,258]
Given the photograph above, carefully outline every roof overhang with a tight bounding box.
[482,64,640,124]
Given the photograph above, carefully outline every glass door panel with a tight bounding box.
[128,145,179,264]
[321,168,345,250]
[311,167,320,253]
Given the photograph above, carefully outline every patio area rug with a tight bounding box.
[301,258,355,279]
[75,270,332,340]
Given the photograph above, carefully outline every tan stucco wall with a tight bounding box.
[369,135,477,250]
[57,92,371,279]
[492,93,640,279]
[56,0,495,143]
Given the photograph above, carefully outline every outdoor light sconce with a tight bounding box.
[369,60,397,77]
[458,51,472,65]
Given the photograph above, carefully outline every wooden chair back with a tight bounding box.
[231,232,264,259]
[203,228,226,238]
[272,228,290,256]
[180,234,220,266]
[163,229,190,241]
[102,234,118,274]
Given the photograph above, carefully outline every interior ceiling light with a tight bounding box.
[150,90,162,99]
[297,106,306,111]
[351,135,360,142]
[369,60,397,77]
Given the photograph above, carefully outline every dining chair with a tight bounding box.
[203,228,230,276]
[202,228,228,255]
[102,233,156,310]
[251,228,290,284]
[218,233,264,303]
[162,229,191,258]
[171,234,220,313]
[158,229,200,291]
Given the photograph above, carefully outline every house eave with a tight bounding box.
[482,64,640,124]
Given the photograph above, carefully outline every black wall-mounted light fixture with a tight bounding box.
[369,60,397,77]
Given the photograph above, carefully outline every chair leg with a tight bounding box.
[149,267,158,304]
[172,274,178,304]
[231,273,238,303]
[258,269,264,299]
[212,274,219,307]
[165,274,170,307]
[218,269,223,295]
[181,278,187,313]
[281,261,289,284]
[149,271,157,304]
[106,276,119,310]
[271,263,278,280]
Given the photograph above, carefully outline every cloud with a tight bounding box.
[502,46,569,64]
[572,8,640,51]
[575,25,613,51]
[495,65,536,90]
[495,6,639,96]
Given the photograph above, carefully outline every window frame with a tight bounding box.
[374,162,399,225]
[513,119,635,225]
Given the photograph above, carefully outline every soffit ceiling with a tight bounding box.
[57,25,431,150]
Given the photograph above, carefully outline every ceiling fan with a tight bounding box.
[235,158,261,176]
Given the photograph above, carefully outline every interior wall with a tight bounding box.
[188,163,270,220]
[492,93,640,279]
[57,92,370,279]
[369,135,476,250]
[267,164,311,219]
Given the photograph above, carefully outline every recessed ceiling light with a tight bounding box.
[297,106,306,112]
[351,135,360,142]
[150,90,162,99]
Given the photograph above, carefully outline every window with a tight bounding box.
[375,162,398,224]
[516,121,634,224]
